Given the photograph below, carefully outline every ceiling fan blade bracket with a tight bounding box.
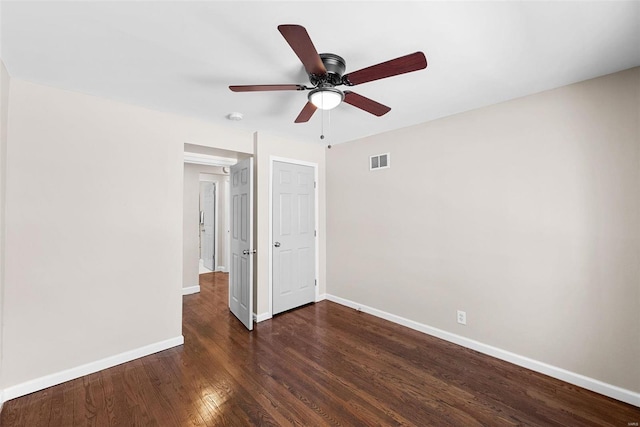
[341,75,355,86]
[308,74,323,87]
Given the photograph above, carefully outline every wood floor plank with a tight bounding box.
[285,306,511,425]
[1,271,639,426]
[182,310,326,425]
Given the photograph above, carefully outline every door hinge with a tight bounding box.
[314,230,317,237]
[315,279,317,287]
[314,181,317,189]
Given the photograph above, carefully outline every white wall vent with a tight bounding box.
[370,153,390,170]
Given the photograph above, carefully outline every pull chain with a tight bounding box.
[320,108,331,141]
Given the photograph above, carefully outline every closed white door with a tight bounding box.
[201,182,215,271]
[272,161,316,315]
[229,158,253,330]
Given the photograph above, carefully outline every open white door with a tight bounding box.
[229,157,254,330]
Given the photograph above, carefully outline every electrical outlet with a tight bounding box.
[457,310,467,325]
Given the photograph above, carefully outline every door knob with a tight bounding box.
[274,242,281,247]
[242,249,257,255]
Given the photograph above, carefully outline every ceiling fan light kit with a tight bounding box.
[229,24,427,123]
[309,87,343,110]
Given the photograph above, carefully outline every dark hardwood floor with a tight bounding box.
[2,272,639,426]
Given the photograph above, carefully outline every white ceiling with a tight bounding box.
[1,1,639,145]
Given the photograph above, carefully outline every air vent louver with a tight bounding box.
[370,153,390,170]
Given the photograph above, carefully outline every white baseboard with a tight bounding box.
[316,293,327,302]
[0,389,4,415]
[324,294,640,407]
[253,312,272,323]
[3,336,184,402]
[215,265,227,273]
[182,285,200,295]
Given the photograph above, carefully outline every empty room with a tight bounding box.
[0,1,639,425]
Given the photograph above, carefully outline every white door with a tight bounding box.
[229,158,254,330]
[272,161,316,315]
[201,182,215,271]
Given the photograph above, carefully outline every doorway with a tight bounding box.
[183,146,237,294]
[183,145,256,330]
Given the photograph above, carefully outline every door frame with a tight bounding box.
[183,149,236,278]
[268,156,319,318]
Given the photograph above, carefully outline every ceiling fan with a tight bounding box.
[229,24,428,123]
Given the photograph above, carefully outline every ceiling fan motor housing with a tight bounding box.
[310,53,346,86]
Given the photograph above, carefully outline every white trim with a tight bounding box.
[253,312,272,323]
[183,152,237,167]
[3,336,184,402]
[182,285,201,295]
[215,265,227,273]
[248,157,255,331]
[269,157,320,318]
[324,294,640,407]
[224,176,231,280]
[214,181,219,273]
[0,389,5,414]
[316,293,327,302]
[213,181,219,273]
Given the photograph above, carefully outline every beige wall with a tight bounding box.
[183,162,229,289]
[183,163,201,288]
[0,60,10,402]
[254,132,327,318]
[1,79,253,389]
[327,68,640,392]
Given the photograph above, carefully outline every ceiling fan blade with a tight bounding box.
[278,25,327,76]
[229,84,306,92]
[294,102,317,123]
[343,91,391,116]
[343,52,427,86]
